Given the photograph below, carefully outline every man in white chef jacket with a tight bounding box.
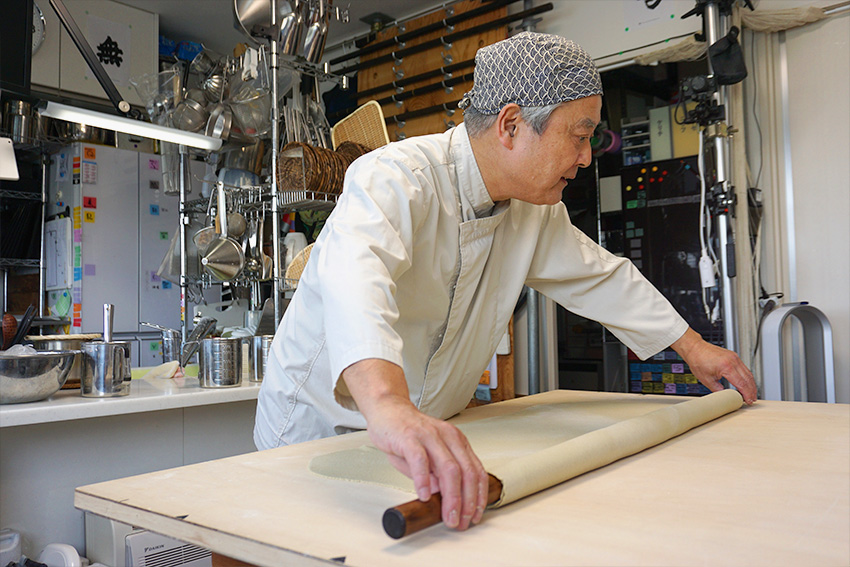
[255,32,757,532]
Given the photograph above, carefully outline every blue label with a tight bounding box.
[150,204,160,216]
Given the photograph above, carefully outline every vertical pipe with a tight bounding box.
[39,149,48,318]
[777,32,796,303]
[704,1,738,353]
[522,0,541,395]
[270,0,283,325]
[178,147,189,343]
[527,288,540,395]
[778,30,802,397]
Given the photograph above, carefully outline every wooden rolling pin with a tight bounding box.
[382,474,503,539]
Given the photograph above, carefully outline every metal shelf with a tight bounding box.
[279,189,338,212]
[0,258,40,268]
[0,190,42,201]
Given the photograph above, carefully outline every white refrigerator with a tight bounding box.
[45,143,209,366]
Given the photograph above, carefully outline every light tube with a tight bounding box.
[40,102,223,151]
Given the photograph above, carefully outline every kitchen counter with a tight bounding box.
[0,372,261,428]
[74,390,850,567]
[1,372,260,558]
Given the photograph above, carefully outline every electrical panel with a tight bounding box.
[606,156,722,395]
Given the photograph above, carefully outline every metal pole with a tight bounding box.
[704,1,738,353]
[270,0,283,325]
[527,288,540,395]
[39,150,48,318]
[178,147,189,343]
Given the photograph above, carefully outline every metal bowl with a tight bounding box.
[0,350,79,404]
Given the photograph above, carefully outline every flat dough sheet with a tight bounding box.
[310,390,743,507]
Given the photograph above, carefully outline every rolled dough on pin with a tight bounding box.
[309,390,744,508]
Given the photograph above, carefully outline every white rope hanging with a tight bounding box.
[633,35,707,66]
[740,5,827,33]
[631,3,837,67]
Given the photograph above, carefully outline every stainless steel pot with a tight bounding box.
[140,322,181,364]
[27,335,99,387]
[49,118,114,145]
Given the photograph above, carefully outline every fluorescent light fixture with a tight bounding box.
[40,102,223,151]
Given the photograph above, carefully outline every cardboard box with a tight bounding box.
[671,102,701,158]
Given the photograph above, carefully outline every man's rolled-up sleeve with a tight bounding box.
[527,203,688,360]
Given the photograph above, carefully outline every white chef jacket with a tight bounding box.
[254,123,688,450]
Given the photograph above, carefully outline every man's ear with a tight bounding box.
[495,104,522,148]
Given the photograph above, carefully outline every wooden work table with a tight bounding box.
[74,390,850,567]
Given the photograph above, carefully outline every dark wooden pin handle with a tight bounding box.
[382,474,503,539]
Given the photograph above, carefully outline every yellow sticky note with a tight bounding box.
[84,210,96,223]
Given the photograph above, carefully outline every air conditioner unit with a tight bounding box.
[86,514,211,567]
[125,530,211,567]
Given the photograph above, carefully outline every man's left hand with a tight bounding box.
[671,327,757,405]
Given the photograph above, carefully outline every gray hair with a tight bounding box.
[463,102,564,138]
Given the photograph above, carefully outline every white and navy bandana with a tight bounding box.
[459,32,602,114]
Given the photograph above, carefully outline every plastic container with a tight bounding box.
[0,528,21,567]
[283,232,307,272]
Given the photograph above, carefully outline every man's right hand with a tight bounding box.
[341,358,489,531]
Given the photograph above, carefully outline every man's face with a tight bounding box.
[508,95,601,206]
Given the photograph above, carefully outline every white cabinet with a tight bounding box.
[31,0,158,107]
[45,144,207,335]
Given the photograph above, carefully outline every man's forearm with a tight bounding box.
[340,358,414,419]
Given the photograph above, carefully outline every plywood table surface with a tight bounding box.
[74,390,850,567]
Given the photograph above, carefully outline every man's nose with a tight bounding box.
[576,140,593,169]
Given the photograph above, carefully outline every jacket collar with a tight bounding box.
[451,123,496,220]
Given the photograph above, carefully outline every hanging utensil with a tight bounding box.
[233,0,292,45]
[279,0,305,56]
[192,189,219,256]
[257,215,273,281]
[201,183,245,281]
[102,303,114,343]
[302,1,329,65]
[242,216,261,278]
[8,305,36,348]
[205,69,232,140]
[180,316,217,367]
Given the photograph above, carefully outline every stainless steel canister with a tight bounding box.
[4,100,33,143]
[81,341,131,397]
[250,335,273,382]
[161,329,181,364]
[199,337,242,388]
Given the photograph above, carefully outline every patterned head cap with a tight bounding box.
[458,32,602,114]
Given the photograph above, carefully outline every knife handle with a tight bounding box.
[382,474,502,539]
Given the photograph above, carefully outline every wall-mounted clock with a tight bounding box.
[32,2,46,55]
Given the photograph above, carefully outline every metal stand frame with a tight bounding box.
[270,0,283,325]
[702,1,738,353]
[760,303,835,403]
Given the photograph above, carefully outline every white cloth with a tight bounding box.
[254,123,688,450]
